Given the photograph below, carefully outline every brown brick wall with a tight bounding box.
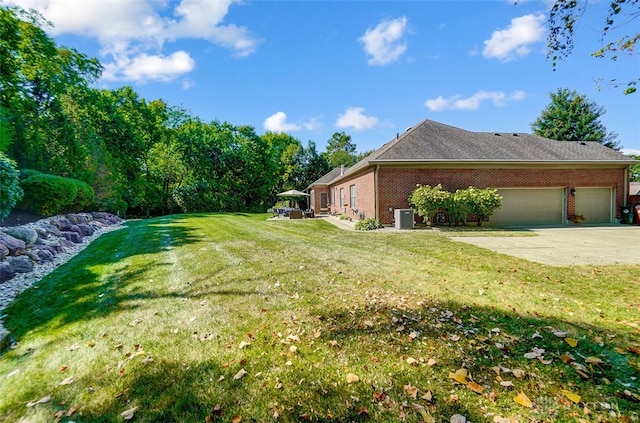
[374,166,627,225]
[329,169,376,220]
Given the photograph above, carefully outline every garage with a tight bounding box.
[574,187,613,224]
[490,188,565,225]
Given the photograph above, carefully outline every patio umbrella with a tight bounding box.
[276,189,310,209]
[277,189,310,197]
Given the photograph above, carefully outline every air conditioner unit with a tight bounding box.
[394,209,414,230]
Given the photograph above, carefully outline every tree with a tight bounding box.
[0,152,23,220]
[323,132,359,168]
[547,0,639,94]
[531,88,620,149]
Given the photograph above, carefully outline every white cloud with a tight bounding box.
[264,112,301,132]
[359,16,408,66]
[425,91,526,111]
[335,107,379,130]
[303,116,323,131]
[622,148,640,156]
[2,0,260,82]
[103,51,195,82]
[483,14,545,61]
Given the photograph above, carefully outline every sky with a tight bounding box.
[3,0,639,155]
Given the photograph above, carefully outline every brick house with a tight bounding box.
[309,119,638,226]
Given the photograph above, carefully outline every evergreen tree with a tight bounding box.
[531,88,620,150]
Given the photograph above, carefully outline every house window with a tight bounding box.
[340,188,345,207]
[350,185,356,209]
[331,188,335,206]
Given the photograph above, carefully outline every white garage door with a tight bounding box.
[574,187,613,224]
[491,188,565,225]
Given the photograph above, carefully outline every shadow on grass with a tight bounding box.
[306,299,640,422]
[4,215,204,339]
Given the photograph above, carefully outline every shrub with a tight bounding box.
[408,184,452,226]
[0,153,24,220]
[355,218,383,231]
[20,173,77,216]
[67,178,95,212]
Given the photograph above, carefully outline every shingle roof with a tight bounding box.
[309,167,345,186]
[333,119,636,182]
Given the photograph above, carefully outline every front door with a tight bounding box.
[320,192,328,209]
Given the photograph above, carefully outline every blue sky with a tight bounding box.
[4,0,639,154]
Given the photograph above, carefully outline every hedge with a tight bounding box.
[20,172,94,216]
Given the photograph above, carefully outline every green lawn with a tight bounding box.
[1,213,638,422]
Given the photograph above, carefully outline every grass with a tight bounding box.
[0,213,638,422]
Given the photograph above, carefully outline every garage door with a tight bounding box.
[574,187,613,224]
[490,188,564,225]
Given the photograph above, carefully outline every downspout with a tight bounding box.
[374,164,380,220]
[624,165,629,206]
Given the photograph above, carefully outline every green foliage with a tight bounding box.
[531,88,620,149]
[410,185,502,226]
[0,152,23,220]
[629,154,640,182]
[456,186,502,226]
[547,0,638,94]
[323,132,360,168]
[20,173,77,215]
[409,184,453,225]
[354,218,383,231]
[67,178,95,211]
[17,168,93,214]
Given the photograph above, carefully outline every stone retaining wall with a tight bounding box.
[0,212,124,350]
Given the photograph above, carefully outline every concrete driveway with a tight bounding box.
[453,225,640,266]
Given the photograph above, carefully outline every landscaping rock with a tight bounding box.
[62,231,83,244]
[76,223,95,236]
[0,242,8,260]
[2,227,39,246]
[0,264,16,283]
[0,234,26,256]
[9,256,33,273]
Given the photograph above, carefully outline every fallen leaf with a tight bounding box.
[585,356,603,365]
[231,415,242,423]
[560,389,581,403]
[121,406,137,420]
[553,330,567,338]
[346,373,360,383]
[500,380,515,388]
[66,405,77,416]
[451,414,466,423]
[560,353,575,363]
[289,345,298,354]
[565,338,579,347]
[69,344,80,351]
[87,341,95,348]
[404,384,418,399]
[313,328,322,338]
[448,368,468,385]
[234,368,248,380]
[59,376,74,385]
[328,340,340,348]
[26,395,51,407]
[467,381,484,394]
[59,365,68,372]
[511,369,526,378]
[514,391,533,408]
[406,357,419,366]
[427,358,437,367]
[422,390,433,402]
[238,341,251,349]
